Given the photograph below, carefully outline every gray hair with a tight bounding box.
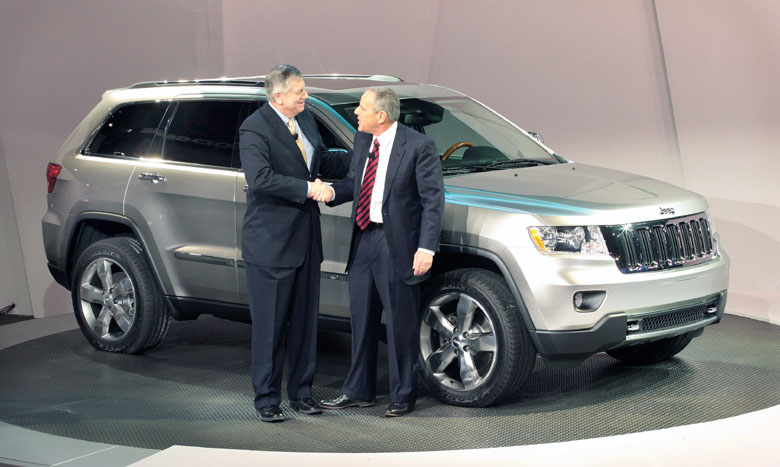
[265,64,302,98]
[369,87,400,123]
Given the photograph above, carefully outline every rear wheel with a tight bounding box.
[418,269,536,407]
[606,334,693,365]
[71,237,169,353]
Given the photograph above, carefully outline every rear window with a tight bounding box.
[86,102,168,158]
[163,101,243,168]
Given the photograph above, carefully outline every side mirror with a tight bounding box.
[528,131,544,144]
[325,148,351,180]
[328,148,351,165]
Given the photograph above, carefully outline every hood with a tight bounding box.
[443,163,708,225]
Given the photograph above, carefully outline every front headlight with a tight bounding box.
[528,226,609,255]
[705,212,720,255]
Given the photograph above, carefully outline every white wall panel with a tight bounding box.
[221,0,440,81]
[0,0,224,317]
[0,130,33,316]
[427,0,684,186]
[656,0,780,323]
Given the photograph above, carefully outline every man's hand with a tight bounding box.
[309,178,334,202]
[413,251,433,276]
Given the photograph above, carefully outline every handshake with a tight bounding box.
[308,178,334,203]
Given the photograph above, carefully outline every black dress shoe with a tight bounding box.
[384,402,414,417]
[320,394,374,410]
[257,404,285,422]
[289,397,322,415]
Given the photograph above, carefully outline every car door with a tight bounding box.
[234,101,354,319]
[309,104,355,319]
[124,98,243,304]
[80,100,170,221]
[234,100,261,306]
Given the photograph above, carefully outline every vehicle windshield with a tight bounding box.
[331,96,562,173]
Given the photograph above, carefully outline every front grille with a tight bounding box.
[627,298,719,335]
[602,212,716,274]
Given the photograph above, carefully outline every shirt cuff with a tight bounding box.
[417,248,435,256]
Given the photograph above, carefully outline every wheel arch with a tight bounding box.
[66,212,173,301]
[434,244,545,350]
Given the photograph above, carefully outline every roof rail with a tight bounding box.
[127,73,404,89]
[129,76,265,89]
[302,74,403,82]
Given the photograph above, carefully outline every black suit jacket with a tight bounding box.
[330,123,444,285]
[239,103,347,267]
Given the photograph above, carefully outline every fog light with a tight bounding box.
[573,290,607,312]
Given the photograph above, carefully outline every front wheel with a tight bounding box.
[418,269,536,407]
[71,237,170,354]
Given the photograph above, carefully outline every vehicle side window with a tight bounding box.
[86,102,168,157]
[232,101,265,168]
[163,101,243,168]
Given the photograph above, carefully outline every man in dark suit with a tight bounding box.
[239,64,347,423]
[317,87,444,417]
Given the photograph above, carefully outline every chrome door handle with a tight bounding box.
[138,172,166,183]
[243,185,249,192]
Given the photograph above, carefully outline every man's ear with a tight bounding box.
[377,111,387,124]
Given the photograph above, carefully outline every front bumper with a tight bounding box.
[530,290,726,368]
[502,244,730,330]
[498,243,729,367]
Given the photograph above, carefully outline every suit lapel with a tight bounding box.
[260,103,309,172]
[382,124,408,202]
[298,112,319,175]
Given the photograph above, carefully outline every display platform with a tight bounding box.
[0,314,777,453]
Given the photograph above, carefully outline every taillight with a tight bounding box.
[46,163,62,193]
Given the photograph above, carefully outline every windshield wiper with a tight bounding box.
[483,158,554,169]
[442,166,481,175]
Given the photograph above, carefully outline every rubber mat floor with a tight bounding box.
[0,314,777,452]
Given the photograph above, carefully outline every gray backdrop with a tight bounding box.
[0,0,777,325]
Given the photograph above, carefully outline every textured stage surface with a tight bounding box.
[0,314,777,452]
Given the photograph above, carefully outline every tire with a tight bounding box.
[418,268,536,407]
[606,334,692,365]
[71,237,170,354]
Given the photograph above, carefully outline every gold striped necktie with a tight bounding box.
[287,118,307,164]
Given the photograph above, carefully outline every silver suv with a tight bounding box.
[42,75,730,407]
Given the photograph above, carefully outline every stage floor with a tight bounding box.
[0,314,778,453]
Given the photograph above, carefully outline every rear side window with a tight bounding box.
[87,102,168,157]
[232,101,265,168]
[163,101,243,168]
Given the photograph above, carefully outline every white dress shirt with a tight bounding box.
[365,121,397,224]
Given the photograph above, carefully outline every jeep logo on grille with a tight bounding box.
[659,207,675,216]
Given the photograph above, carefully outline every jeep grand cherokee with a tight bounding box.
[42,74,729,406]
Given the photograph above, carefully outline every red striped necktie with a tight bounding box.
[355,139,380,230]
